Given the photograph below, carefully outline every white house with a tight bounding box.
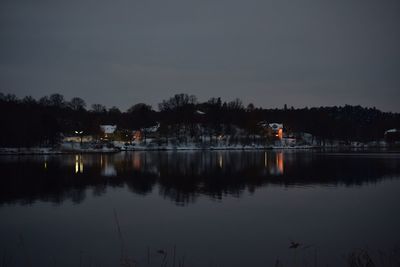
[100,125,117,134]
[100,125,117,139]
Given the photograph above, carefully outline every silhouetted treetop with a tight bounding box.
[158,93,197,111]
[127,103,152,113]
[91,104,107,113]
[68,97,86,111]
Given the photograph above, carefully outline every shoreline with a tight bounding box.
[0,146,313,155]
[0,144,395,155]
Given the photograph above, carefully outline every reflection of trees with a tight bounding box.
[1,152,400,206]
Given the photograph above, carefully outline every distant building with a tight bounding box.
[100,125,117,134]
[268,123,284,140]
[100,125,117,139]
[142,122,160,133]
[128,123,160,143]
[133,130,142,141]
[63,135,93,143]
[384,129,400,143]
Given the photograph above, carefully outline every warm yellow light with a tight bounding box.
[133,131,142,140]
[264,152,267,168]
[218,154,223,168]
[278,129,283,139]
[75,160,79,173]
[80,161,84,173]
[276,152,284,174]
[133,155,141,170]
[75,154,83,173]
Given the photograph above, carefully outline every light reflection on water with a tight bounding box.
[74,154,83,174]
[2,150,400,206]
[69,150,287,178]
[76,151,287,177]
[0,151,400,266]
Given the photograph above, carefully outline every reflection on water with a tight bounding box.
[133,153,141,170]
[264,151,284,175]
[92,151,285,178]
[75,154,83,174]
[100,154,116,177]
[1,151,400,206]
[1,151,400,267]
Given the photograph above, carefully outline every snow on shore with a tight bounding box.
[0,140,392,155]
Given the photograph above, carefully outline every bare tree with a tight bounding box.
[109,106,121,114]
[39,96,51,106]
[22,96,37,105]
[158,93,197,111]
[246,103,255,112]
[91,104,107,113]
[227,98,244,110]
[68,97,86,111]
[127,103,152,113]
[49,93,65,107]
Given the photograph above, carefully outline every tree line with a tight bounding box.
[1,92,399,147]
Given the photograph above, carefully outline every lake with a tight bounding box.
[1,150,400,266]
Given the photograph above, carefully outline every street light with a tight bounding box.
[75,130,84,146]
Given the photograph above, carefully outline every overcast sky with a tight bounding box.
[1,0,399,111]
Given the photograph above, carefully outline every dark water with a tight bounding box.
[1,151,400,266]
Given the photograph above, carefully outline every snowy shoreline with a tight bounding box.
[0,147,120,155]
[0,143,392,155]
[0,145,321,155]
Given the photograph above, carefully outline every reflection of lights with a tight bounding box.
[44,161,47,170]
[75,154,83,173]
[218,153,223,168]
[101,165,117,177]
[101,156,116,176]
[268,152,284,175]
[99,155,117,177]
[133,155,141,170]
[75,155,79,173]
[276,152,284,174]
[264,152,267,168]
[80,160,83,173]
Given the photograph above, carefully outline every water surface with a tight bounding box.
[1,151,400,266]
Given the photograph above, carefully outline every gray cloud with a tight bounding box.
[1,0,399,111]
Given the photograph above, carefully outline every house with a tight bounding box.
[126,123,160,143]
[62,135,93,143]
[100,125,117,139]
[133,130,142,141]
[268,123,284,140]
[384,129,400,143]
[142,122,160,134]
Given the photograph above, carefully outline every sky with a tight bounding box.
[1,0,399,112]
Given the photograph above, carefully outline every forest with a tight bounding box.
[1,92,399,147]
